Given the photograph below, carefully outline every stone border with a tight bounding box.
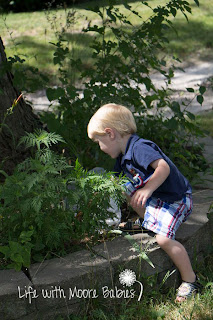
[0,189,212,320]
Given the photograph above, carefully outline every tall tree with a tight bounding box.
[0,36,41,176]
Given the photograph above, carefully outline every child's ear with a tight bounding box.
[104,128,115,139]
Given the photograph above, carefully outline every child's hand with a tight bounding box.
[129,159,170,209]
[130,187,153,208]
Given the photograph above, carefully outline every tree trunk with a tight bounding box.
[0,37,42,177]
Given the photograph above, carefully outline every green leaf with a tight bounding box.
[10,253,23,263]
[0,246,10,258]
[186,111,195,120]
[171,101,181,113]
[170,8,176,17]
[197,95,204,105]
[9,241,21,252]
[46,87,65,102]
[186,88,194,92]
[8,262,22,271]
[106,8,116,22]
[20,230,34,243]
[119,41,131,59]
[0,170,8,178]
[124,234,155,268]
[161,269,176,285]
[184,6,192,14]
[139,251,155,269]
[143,77,152,91]
[21,248,32,267]
[199,86,206,95]
[194,0,199,6]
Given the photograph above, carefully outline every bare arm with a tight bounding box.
[130,158,170,208]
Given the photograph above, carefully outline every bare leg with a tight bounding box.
[156,234,196,282]
[156,234,196,301]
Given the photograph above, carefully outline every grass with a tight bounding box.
[0,0,213,84]
[196,110,213,138]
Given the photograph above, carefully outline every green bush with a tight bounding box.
[0,130,125,270]
[41,0,208,182]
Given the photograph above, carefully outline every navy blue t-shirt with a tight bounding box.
[114,134,191,202]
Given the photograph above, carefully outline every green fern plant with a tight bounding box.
[19,129,65,150]
[0,130,125,270]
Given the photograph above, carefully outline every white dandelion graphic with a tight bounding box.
[119,269,136,287]
[119,269,143,301]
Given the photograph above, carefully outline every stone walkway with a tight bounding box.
[25,59,213,115]
[150,60,213,114]
[197,135,213,189]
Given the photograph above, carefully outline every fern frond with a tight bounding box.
[19,130,65,150]
[31,197,42,213]
[17,158,33,172]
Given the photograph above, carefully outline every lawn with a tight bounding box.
[1,0,213,84]
[196,110,213,138]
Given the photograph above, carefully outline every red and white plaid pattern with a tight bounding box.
[142,193,193,239]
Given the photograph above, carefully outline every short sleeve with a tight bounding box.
[133,142,163,170]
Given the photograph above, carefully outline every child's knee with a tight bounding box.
[156,234,171,249]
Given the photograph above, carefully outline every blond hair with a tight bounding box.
[87,103,137,139]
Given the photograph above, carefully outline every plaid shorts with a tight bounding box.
[142,193,193,239]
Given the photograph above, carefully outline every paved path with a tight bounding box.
[197,136,213,189]
[25,60,213,115]
[150,60,213,114]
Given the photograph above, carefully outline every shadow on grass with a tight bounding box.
[6,12,213,88]
[15,32,94,59]
[8,32,94,82]
[14,17,213,60]
[164,19,213,59]
[68,0,150,10]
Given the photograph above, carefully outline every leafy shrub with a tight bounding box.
[0,130,125,270]
[41,0,208,183]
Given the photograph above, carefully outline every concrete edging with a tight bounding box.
[0,189,212,320]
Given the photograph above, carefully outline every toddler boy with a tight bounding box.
[87,103,201,302]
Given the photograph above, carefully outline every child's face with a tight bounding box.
[93,134,122,159]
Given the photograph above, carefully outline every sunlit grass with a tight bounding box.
[196,110,213,138]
